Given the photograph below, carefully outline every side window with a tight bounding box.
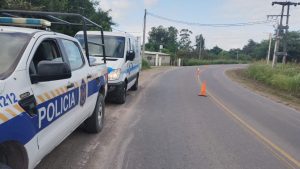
[30,39,62,75]
[61,39,84,70]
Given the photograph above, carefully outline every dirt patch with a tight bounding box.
[226,68,300,111]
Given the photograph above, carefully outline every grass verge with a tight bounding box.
[247,62,300,97]
[142,59,151,70]
[183,59,248,66]
[226,68,300,111]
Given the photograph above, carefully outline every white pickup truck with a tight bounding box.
[0,11,108,169]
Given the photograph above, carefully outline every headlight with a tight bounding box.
[108,69,121,81]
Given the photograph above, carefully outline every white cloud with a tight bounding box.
[144,0,159,7]
[208,0,300,49]
[99,0,133,20]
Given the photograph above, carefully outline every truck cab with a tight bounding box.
[75,31,142,104]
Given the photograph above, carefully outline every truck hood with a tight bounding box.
[106,60,124,73]
[0,81,5,94]
[89,56,124,73]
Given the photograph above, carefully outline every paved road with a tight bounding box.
[37,65,300,169]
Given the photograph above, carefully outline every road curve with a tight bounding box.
[114,65,300,169]
[37,65,300,169]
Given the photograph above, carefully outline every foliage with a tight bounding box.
[0,0,114,32]
[241,31,300,63]
[210,46,223,55]
[146,26,178,54]
[246,62,300,97]
[178,29,193,52]
[142,59,151,70]
[182,58,247,66]
[195,34,205,58]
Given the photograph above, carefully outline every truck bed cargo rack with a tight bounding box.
[0,9,107,64]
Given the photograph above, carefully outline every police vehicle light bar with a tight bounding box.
[0,17,51,27]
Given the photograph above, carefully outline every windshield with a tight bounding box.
[0,32,30,79]
[76,35,125,58]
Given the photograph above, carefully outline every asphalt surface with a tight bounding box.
[37,65,300,169]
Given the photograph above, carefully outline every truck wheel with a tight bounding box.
[130,75,139,91]
[115,82,126,104]
[0,163,12,169]
[84,94,105,133]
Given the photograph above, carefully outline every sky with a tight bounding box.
[99,0,300,50]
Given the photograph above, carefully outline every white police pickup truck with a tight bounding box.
[75,31,141,104]
[0,12,108,169]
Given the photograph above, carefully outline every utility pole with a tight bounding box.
[267,33,272,64]
[270,1,299,67]
[272,21,280,68]
[283,4,291,64]
[142,9,147,60]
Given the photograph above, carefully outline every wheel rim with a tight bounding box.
[97,101,103,124]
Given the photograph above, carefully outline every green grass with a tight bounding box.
[142,59,151,70]
[246,62,300,97]
[183,59,248,66]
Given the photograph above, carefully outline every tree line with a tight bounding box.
[145,25,300,64]
[0,0,114,32]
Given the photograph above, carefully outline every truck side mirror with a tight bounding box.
[31,61,71,83]
[126,50,135,61]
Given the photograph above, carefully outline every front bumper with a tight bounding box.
[107,81,124,99]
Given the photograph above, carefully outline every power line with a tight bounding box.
[147,11,276,27]
[112,27,141,34]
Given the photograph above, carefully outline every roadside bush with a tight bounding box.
[183,59,248,66]
[246,62,300,97]
[142,59,151,70]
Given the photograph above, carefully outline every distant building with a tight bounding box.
[143,51,171,66]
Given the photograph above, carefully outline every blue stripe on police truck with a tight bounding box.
[107,65,139,75]
[126,64,139,74]
[0,112,36,144]
[88,76,105,97]
[0,17,12,24]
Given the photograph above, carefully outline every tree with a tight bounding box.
[146,25,178,53]
[0,0,8,8]
[210,46,223,55]
[195,34,205,59]
[286,31,300,62]
[253,40,271,60]
[178,29,193,51]
[242,39,258,57]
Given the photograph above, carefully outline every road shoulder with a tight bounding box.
[226,68,300,112]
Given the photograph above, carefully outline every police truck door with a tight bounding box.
[29,37,86,156]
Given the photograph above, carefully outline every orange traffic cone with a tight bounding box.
[198,81,207,97]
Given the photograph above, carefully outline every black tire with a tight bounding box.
[84,94,105,133]
[114,82,126,104]
[0,163,11,169]
[130,75,139,91]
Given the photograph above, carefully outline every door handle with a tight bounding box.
[87,74,92,79]
[66,83,75,89]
